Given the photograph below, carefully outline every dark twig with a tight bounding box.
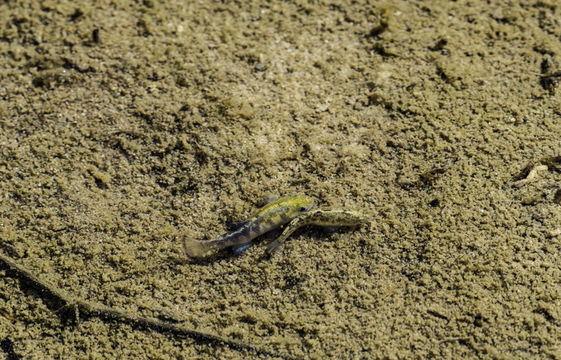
[0,251,297,359]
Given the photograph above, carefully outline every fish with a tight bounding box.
[265,208,367,255]
[182,194,315,259]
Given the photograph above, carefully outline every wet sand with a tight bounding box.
[1,1,560,358]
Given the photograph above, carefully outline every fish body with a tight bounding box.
[265,208,367,255]
[183,195,315,259]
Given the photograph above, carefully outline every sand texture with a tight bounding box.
[1,1,561,359]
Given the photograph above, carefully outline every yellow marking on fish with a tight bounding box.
[265,208,367,255]
[182,194,315,259]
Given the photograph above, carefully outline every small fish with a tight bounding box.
[265,208,367,255]
[183,195,315,259]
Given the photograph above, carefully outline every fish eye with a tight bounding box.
[299,206,308,212]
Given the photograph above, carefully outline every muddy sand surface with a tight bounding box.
[1,1,561,358]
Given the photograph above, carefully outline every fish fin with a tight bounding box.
[225,220,250,231]
[231,242,252,255]
[260,194,278,206]
[248,194,278,217]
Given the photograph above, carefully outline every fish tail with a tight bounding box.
[182,236,214,259]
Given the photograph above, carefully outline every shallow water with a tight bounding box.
[1,0,560,358]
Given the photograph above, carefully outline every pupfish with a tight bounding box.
[265,208,367,255]
[182,195,315,259]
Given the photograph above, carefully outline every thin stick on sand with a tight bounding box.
[0,251,297,360]
[513,164,548,188]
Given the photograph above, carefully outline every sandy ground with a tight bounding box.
[1,0,561,358]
